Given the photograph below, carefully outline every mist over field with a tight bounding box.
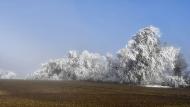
[23,26,189,88]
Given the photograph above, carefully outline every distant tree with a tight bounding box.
[174,53,187,76]
[29,50,108,81]
[0,70,16,79]
[28,25,188,87]
[184,71,190,84]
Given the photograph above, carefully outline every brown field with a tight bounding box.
[0,80,189,107]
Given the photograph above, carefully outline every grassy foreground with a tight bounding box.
[0,80,189,107]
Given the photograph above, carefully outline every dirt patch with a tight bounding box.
[0,90,9,95]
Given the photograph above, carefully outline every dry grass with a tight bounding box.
[0,80,189,107]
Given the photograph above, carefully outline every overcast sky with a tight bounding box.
[0,0,190,77]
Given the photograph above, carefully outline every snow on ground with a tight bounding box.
[143,85,171,88]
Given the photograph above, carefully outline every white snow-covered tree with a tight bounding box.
[184,71,190,85]
[174,53,187,76]
[29,50,108,81]
[116,26,186,87]
[0,69,16,79]
[28,25,188,87]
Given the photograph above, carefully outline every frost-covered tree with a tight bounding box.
[0,69,16,79]
[174,53,187,76]
[116,26,187,87]
[184,71,190,85]
[104,53,121,82]
[29,50,108,81]
[28,25,188,87]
